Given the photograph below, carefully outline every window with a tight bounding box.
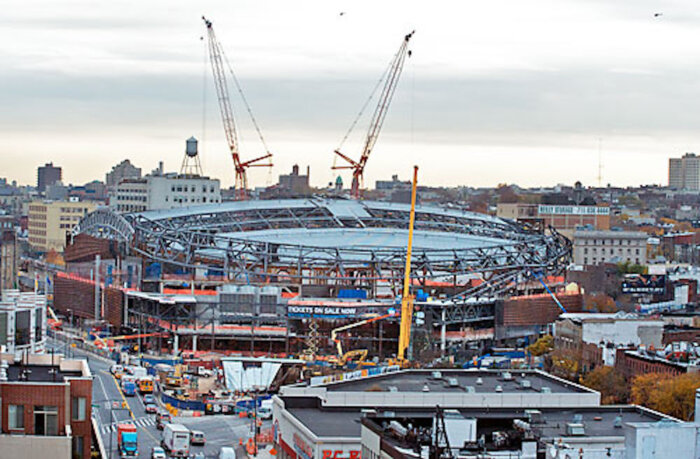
[72,397,86,421]
[584,248,588,254]
[34,405,58,436]
[584,257,588,265]
[9,404,24,430]
[72,436,84,459]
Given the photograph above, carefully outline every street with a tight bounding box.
[48,338,258,458]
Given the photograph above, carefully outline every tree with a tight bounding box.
[580,367,628,404]
[584,293,617,313]
[547,349,580,381]
[527,335,554,357]
[630,373,700,421]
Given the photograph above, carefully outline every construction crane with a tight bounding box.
[202,16,272,199]
[330,311,397,359]
[397,166,418,363]
[333,31,414,199]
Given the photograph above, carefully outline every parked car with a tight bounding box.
[143,394,155,404]
[190,430,206,446]
[151,446,167,459]
[145,403,158,414]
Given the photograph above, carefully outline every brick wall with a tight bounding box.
[69,378,92,459]
[53,274,123,327]
[614,348,687,380]
[1,382,68,435]
[498,293,583,327]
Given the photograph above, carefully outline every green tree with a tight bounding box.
[631,373,700,421]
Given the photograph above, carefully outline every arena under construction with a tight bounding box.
[62,197,572,362]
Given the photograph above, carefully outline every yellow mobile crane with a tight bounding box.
[397,165,419,364]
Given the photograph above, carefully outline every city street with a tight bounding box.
[48,338,257,458]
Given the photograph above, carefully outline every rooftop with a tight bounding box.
[5,364,83,383]
[319,369,589,395]
[282,397,674,439]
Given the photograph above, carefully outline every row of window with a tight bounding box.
[59,207,89,214]
[583,247,640,255]
[166,196,220,204]
[171,185,216,193]
[584,257,640,265]
[28,229,47,236]
[579,238,643,246]
[115,195,147,201]
[59,223,76,229]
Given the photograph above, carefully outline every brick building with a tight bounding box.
[614,348,696,380]
[0,353,92,459]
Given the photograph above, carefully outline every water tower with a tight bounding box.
[180,136,203,177]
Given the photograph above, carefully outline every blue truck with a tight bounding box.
[122,379,137,397]
[117,423,138,457]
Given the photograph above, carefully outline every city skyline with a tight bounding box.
[3,0,700,188]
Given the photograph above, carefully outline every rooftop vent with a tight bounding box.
[422,384,430,392]
[447,378,459,387]
[495,385,503,393]
[573,414,583,424]
[613,415,623,428]
[388,386,398,393]
[520,380,532,389]
[525,410,543,424]
[464,386,475,393]
[541,386,552,394]
[476,377,483,385]
[502,371,513,381]
[431,371,442,380]
[566,423,585,436]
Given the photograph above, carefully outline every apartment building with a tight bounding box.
[110,174,221,213]
[0,353,92,459]
[28,200,97,252]
[573,230,648,266]
[669,153,700,190]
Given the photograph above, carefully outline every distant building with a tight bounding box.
[0,231,17,291]
[669,153,700,190]
[277,165,310,195]
[109,174,221,213]
[375,174,410,191]
[0,352,92,459]
[37,163,62,193]
[106,159,141,189]
[573,229,648,266]
[0,289,48,353]
[497,203,610,234]
[27,200,98,252]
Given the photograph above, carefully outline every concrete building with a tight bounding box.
[669,153,700,190]
[109,174,221,213]
[28,200,98,253]
[497,203,610,235]
[553,312,665,369]
[0,352,92,459]
[106,159,142,189]
[37,163,62,193]
[0,290,47,354]
[277,165,310,196]
[272,368,695,459]
[0,231,17,291]
[573,230,648,266]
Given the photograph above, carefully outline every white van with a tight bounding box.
[258,399,273,420]
[219,447,236,459]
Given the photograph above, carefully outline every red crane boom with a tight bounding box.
[203,17,272,200]
[333,31,414,199]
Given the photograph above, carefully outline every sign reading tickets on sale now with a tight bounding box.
[322,450,361,459]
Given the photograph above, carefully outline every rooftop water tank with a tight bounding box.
[186,137,198,157]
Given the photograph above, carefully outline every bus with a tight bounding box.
[138,376,154,394]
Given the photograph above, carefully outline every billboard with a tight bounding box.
[622,274,666,295]
[538,205,610,216]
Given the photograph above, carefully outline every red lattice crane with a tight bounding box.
[333,31,414,199]
[203,17,272,200]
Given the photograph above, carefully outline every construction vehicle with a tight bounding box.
[117,423,138,458]
[396,166,419,364]
[329,312,397,367]
[203,16,272,200]
[333,31,414,198]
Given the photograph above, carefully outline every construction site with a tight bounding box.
[50,19,573,373]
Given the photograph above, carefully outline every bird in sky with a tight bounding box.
[339,12,346,16]
[654,12,663,17]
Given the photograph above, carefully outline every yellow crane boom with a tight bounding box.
[397,166,418,362]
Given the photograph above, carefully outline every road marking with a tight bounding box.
[109,373,136,421]
[96,370,112,408]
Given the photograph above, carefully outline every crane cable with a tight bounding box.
[333,52,396,167]
[219,43,271,156]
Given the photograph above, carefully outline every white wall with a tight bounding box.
[582,320,664,348]
[0,434,71,459]
[624,422,698,459]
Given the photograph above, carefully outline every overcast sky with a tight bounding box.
[3,0,700,189]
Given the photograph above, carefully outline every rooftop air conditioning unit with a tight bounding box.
[495,385,503,393]
[464,386,475,393]
[613,415,623,428]
[520,380,532,389]
[388,386,398,393]
[431,371,442,380]
[566,423,585,436]
[476,377,484,385]
[447,378,459,387]
[525,410,543,424]
[502,371,513,381]
[541,386,552,394]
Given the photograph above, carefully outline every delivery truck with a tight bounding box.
[162,423,191,457]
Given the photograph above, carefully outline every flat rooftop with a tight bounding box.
[281,397,674,439]
[320,369,589,395]
[6,364,83,383]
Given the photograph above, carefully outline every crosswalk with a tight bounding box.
[98,417,156,435]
